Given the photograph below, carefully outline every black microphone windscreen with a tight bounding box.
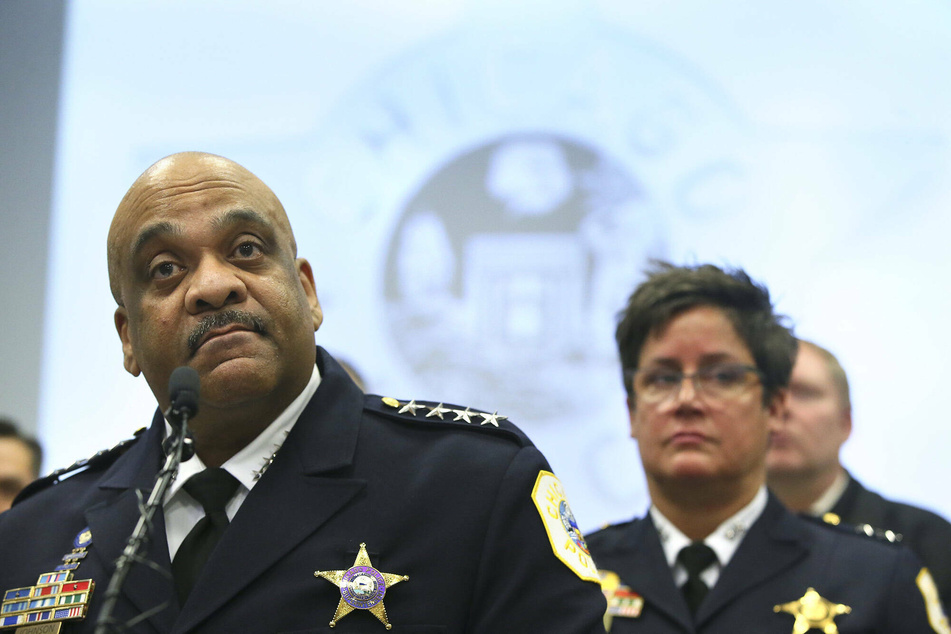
[168,366,200,417]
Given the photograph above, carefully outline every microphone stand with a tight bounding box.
[93,407,194,634]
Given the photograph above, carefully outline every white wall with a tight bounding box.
[31,0,951,528]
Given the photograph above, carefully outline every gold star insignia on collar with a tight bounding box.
[314,543,409,630]
[774,587,851,633]
[479,411,506,427]
[452,407,475,423]
[425,403,451,419]
[398,399,424,416]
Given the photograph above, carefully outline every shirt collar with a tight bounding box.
[164,364,322,499]
[650,485,769,569]
[808,470,850,516]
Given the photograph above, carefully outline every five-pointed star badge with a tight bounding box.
[315,543,409,630]
[425,403,452,419]
[452,407,475,423]
[398,399,424,416]
[479,411,506,427]
[774,587,851,633]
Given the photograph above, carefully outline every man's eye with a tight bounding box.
[151,261,182,279]
[234,242,262,259]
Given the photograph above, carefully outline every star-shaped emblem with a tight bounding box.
[398,400,424,416]
[452,407,476,423]
[425,403,452,419]
[314,543,409,630]
[479,411,506,427]
[774,587,851,634]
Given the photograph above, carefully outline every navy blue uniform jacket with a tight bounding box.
[586,494,947,633]
[0,348,607,633]
[831,472,951,609]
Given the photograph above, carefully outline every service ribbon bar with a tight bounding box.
[0,571,94,630]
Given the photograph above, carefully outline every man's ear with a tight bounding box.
[840,406,853,441]
[114,307,141,376]
[296,258,323,331]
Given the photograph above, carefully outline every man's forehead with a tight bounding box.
[112,156,293,248]
[106,152,297,304]
[794,346,828,377]
[123,156,274,215]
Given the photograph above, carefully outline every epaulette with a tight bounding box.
[364,395,526,445]
[804,512,904,544]
[13,428,147,504]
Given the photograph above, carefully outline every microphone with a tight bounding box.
[168,365,200,424]
[95,367,201,633]
[164,366,199,461]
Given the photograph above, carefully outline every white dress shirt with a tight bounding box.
[163,365,321,561]
[650,486,768,590]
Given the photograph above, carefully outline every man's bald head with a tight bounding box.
[107,152,297,306]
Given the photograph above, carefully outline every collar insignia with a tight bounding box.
[381,397,508,427]
[774,587,851,633]
[314,543,409,630]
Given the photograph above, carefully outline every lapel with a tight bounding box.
[173,349,367,633]
[85,413,179,634]
[609,517,694,633]
[696,493,809,625]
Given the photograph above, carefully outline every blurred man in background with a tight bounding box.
[768,338,951,606]
[0,418,42,512]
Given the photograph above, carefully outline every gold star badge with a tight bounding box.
[774,587,851,633]
[314,543,409,630]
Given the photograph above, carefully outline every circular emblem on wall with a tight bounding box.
[293,4,748,523]
[382,132,651,418]
[297,9,745,429]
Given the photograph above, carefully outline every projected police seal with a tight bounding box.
[532,471,600,583]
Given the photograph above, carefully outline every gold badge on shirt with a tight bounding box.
[314,543,409,630]
[774,587,851,633]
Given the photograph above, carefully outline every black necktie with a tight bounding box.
[677,541,717,615]
[171,468,240,604]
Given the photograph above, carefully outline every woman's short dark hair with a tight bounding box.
[615,262,797,406]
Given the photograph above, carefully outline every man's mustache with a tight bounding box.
[187,310,267,352]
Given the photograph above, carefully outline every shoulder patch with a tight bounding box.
[366,395,526,444]
[917,568,951,634]
[531,470,601,584]
[13,428,146,505]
